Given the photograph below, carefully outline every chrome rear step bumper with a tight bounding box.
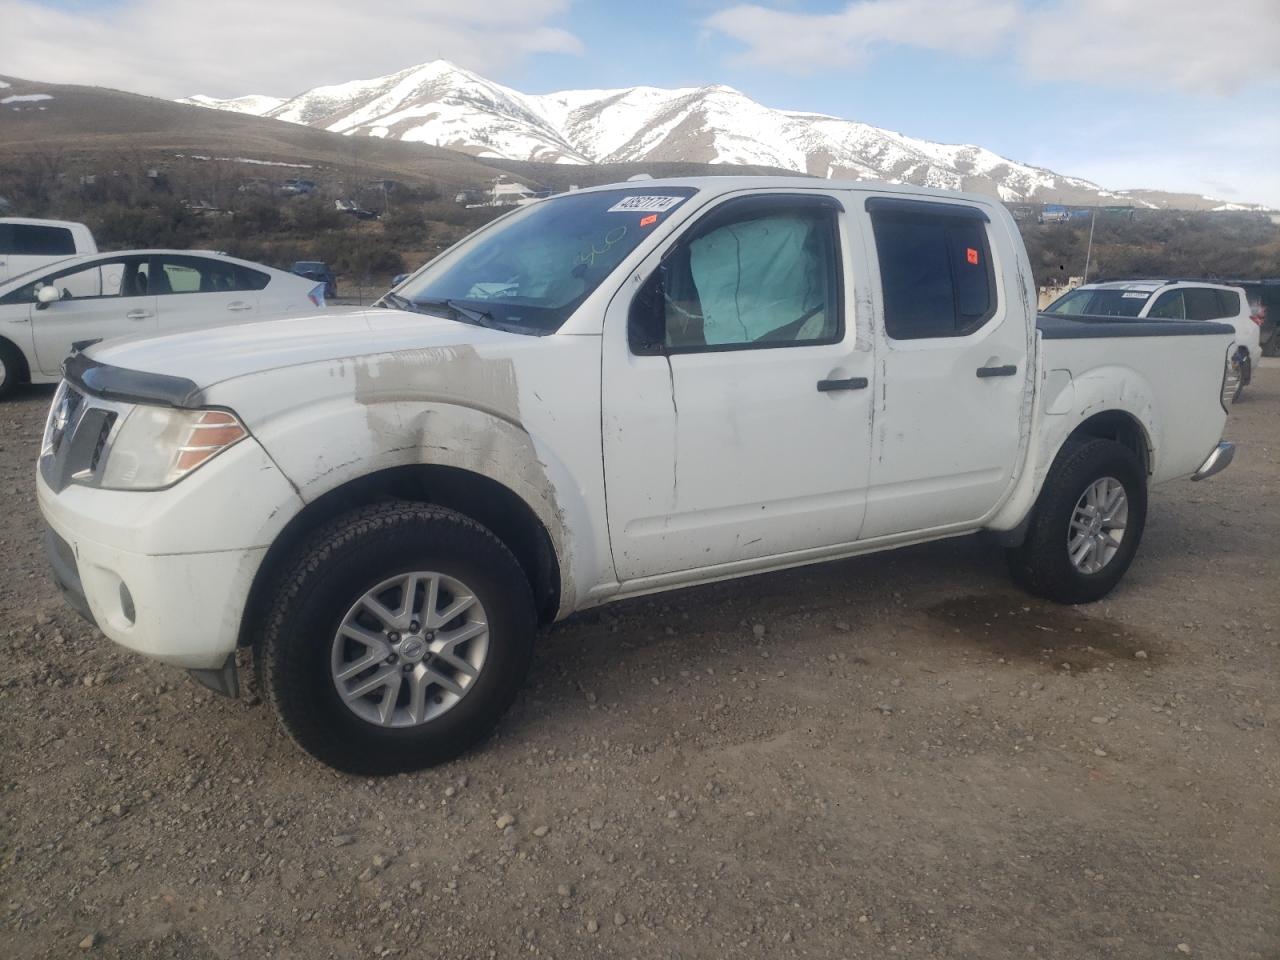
[1192,441,1235,481]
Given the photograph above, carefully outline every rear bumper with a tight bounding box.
[1191,441,1235,481]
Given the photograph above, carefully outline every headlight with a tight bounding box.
[101,406,247,490]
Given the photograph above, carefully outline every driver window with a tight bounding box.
[0,258,142,306]
[1147,290,1185,319]
[38,264,105,300]
[631,197,842,353]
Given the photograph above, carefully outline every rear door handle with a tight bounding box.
[227,301,253,312]
[817,377,869,392]
[976,364,1017,378]
[126,310,154,321]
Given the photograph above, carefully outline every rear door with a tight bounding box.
[151,254,262,330]
[30,256,157,374]
[857,194,1032,540]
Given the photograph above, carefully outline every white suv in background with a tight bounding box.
[1044,280,1259,399]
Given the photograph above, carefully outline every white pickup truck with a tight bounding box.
[0,217,97,283]
[37,178,1237,774]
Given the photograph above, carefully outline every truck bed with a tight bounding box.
[1037,313,1236,339]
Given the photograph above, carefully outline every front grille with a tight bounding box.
[39,383,128,493]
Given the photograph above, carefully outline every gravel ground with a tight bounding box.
[1,371,1277,960]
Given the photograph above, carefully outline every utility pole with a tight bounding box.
[1083,207,1096,282]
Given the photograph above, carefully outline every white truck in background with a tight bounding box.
[0,217,96,283]
[36,178,1237,774]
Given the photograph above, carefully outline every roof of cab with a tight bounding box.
[0,216,92,230]
[565,175,1005,209]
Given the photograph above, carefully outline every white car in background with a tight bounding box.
[0,250,327,398]
[1044,280,1259,399]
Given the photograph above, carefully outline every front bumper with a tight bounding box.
[36,435,302,672]
[1191,441,1235,481]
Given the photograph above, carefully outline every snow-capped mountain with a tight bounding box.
[183,93,287,116]
[181,61,1105,202]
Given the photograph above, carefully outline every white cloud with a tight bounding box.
[705,0,1022,71]
[1022,0,1280,95]
[0,0,582,98]
[707,0,1280,95]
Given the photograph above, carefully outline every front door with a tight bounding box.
[30,256,157,374]
[856,194,1032,540]
[602,191,876,583]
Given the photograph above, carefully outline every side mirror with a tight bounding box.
[391,273,409,287]
[35,284,63,310]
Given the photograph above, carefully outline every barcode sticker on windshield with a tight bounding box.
[1122,292,1148,298]
[607,195,687,213]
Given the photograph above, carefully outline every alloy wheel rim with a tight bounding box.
[1067,477,1128,575]
[330,571,489,727]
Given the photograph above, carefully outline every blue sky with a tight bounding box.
[3,0,1278,205]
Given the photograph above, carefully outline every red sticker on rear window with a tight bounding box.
[640,214,658,227]
[966,247,979,265]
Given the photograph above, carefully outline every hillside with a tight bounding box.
[0,74,527,192]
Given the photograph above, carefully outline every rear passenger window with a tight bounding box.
[1215,289,1241,318]
[0,223,76,256]
[153,255,266,294]
[1183,288,1224,322]
[868,200,996,339]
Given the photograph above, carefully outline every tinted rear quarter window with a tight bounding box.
[0,224,76,256]
[1216,289,1241,318]
[237,265,270,291]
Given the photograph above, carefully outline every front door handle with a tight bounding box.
[126,310,154,321]
[976,364,1017,378]
[817,377,869,392]
[227,301,253,312]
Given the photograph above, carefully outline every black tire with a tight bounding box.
[0,339,23,400]
[1006,439,1148,605]
[1236,355,1251,399]
[255,502,535,774]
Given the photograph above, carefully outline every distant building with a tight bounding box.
[491,180,535,205]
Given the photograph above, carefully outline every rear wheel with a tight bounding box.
[1006,439,1147,604]
[255,502,535,774]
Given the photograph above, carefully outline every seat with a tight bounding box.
[146,268,173,296]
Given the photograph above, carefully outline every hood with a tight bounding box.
[83,306,518,390]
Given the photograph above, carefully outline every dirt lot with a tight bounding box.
[2,369,1277,960]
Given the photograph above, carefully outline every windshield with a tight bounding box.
[1044,287,1153,318]
[397,187,697,334]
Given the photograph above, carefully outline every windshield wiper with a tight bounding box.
[380,291,414,311]
[413,297,501,329]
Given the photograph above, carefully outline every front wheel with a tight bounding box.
[1006,439,1148,604]
[0,340,23,400]
[255,503,536,774]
